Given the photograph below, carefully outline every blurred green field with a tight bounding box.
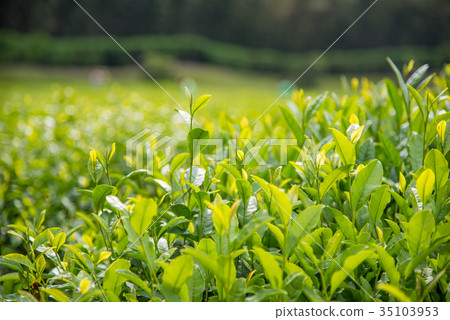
[0,63,347,117]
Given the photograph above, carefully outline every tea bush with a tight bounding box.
[0,59,449,302]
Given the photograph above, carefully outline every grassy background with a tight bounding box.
[0,62,356,120]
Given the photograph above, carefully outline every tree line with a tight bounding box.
[1,0,448,52]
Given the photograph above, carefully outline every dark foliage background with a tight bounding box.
[1,0,449,51]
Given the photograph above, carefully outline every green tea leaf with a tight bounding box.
[52,232,66,252]
[188,264,205,302]
[171,153,189,172]
[378,132,401,168]
[96,251,111,264]
[330,208,356,241]
[377,284,411,302]
[280,105,304,147]
[305,92,327,123]
[268,184,292,226]
[253,247,283,289]
[349,124,364,144]
[160,255,194,300]
[115,169,150,188]
[407,84,425,119]
[35,255,46,275]
[88,153,103,184]
[409,132,424,172]
[197,238,217,259]
[424,149,449,191]
[385,78,403,125]
[192,191,208,213]
[406,64,429,87]
[2,254,34,270]
[405,235,450,277]
[103,259,131,295]
[92,184,117,213]
[233,215,274,250]
[285,205,324,257]
[175,108,192,126]
[426,112,450,146]
[374,245,400,286]
[219,163,242,179]
[330,249,376,296]
[387,57,410,109]
[185,166,206,187]
[324,230,344,259]
[158,216,189,239]
[229,278,246,302]
[41,288,70,302]
[357,138,375,163]
[319,164,352,199]
[351,159,383,214]
[115,269,152,296]
[369,185,391,224]
[18,290,39,302]
[193,94,211,115]
[246,288,287,302]
[236,179,252,206]
[215,255,236,296]
[207,201,233,235]
[330,128,355,165]
[266,223,285,249]
[416,169,435,204]
[188,128,210,159]
[130,197,158,236]
[146,178,171,194]
[106,195,128,215]
[183,248,218,275]
[406,210,435,258]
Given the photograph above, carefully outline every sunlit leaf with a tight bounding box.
[416,169,435,204]
[351,159,383,214]
[405,210,435,258]
[330,128,355,165]
[130,197,158,236]
[253,247,283,289]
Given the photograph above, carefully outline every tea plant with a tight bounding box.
[0,59,449,302]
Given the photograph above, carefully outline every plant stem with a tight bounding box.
[348,172,355,224]
[406,99,412,137]
[373,264,382,296]
[92,272,109,302]
[187,107,194,208]
[316,172,323,226]
[169,171,174,198]
[422,109,429,166]
[318,265,329,301]
[97,222,114,256]
[198,209,204,242]
[226,231,232,302]
[188,156,193,207]
[139,237,158,300]
[53,249,64,273]
[242,202,247,227]
[316,176,322,203]
[106,162,112,185]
